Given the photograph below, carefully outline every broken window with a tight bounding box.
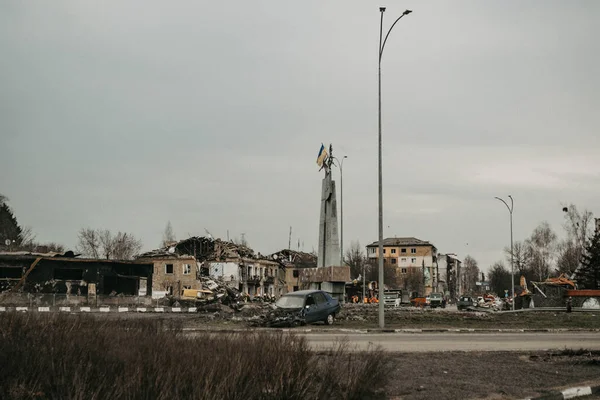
[401,268,407,274]
[292,270,299,278]
[54,268,83,280]
[411,258,417,263]
[0,267,22,279]
[313,292,327,304]
[165,264,174,274]
[183,264,191,275]
[383,249,386,254]
[401,258,407,262]
[391,258,397,264]
[391,249,397,254]
[401,248,406,253]
[166,286,173,295]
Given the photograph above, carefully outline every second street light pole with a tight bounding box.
[495,195,515,311]
[378,6,412,329]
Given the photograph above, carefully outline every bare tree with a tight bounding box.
[461,255,480,294]
[77,228,101,258]
[556,240,580,276]
[559,204,594,275]
[504,240,532,276]
[344,241,367,279]
[562,203,594,248]
[161,221,176,247]
[527,221,558,281]
[400,268,424,294]
[112,232,142,259]
[76,228,142,260]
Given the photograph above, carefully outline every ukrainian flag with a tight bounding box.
[316,144,328,167]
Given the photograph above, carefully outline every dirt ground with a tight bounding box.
[100,304,600,330]
[381,350,600,400]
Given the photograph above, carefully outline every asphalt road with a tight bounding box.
[303,332,600,352]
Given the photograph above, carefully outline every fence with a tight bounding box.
[0,293,163,308]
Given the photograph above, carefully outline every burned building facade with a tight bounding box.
[0,252,153,297]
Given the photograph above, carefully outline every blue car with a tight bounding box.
[275,289,341,325]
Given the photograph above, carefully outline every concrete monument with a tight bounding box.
[316,144,341,268]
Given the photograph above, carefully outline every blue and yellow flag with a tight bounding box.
[316,144,328,167]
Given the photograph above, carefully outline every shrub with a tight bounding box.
[0,313,391,400]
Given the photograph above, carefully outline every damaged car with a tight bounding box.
[255,290,341,327]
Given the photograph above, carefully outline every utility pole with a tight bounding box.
[495,195,515,311]
[377,6,413,329]
[288,226,292,250]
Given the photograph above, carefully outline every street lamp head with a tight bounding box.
[562,207,569,213]
[343,155,348,159]
[403,9,412,15]
[380,7,386,12]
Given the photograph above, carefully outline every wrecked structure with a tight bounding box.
[137,236,286,299]
[270,249,349,301]
[527,274,600,309]
[0,252,153,303]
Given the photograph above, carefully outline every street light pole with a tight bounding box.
[378,7,412,329]
[332,155,348,266]
[495,195,514,311]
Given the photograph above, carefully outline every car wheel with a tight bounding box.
[324,313,335,325]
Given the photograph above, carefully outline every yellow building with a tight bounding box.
[366,237,438,295]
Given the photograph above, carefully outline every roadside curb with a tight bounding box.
[180,327,600,334]
[0,306,196,313]
[523,384,600,399]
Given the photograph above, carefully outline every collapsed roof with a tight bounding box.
[137,236,260,262]
[268,249,317,269]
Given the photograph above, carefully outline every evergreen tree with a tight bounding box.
[575,230,600,290]
[0,195,23,247]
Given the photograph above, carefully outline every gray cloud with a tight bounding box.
[1,0,599,272]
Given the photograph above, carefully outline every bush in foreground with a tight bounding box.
[0,313,392,400]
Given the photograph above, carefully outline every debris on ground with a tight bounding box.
[247,307,306,328]
[165,277,247,310]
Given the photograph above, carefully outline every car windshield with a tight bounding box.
[430,294,442,299]
[461,297,470,301]
[275,295,305,308]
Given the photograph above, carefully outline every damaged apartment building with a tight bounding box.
[0,251,153,302]
[137,236,285,298]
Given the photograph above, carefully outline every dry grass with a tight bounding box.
[0,312,392,400]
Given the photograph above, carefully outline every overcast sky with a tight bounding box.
[2,1,599,273]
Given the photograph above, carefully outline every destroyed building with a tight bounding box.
[137,236,286,298]
[0,252,153,297]
[270,249,318,292]
[270,249,350,301]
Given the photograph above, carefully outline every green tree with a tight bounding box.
[488,261,511,298]
[575,230,600,290]
[0,194,24,248]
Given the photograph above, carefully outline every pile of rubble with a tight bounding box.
[166,276,246,310]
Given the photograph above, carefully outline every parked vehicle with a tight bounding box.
[274,290,341,325]
[383,290,402,307]
[429,292,444,308]
[457,296,475,311]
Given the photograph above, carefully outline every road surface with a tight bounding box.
[302,332,600,352]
